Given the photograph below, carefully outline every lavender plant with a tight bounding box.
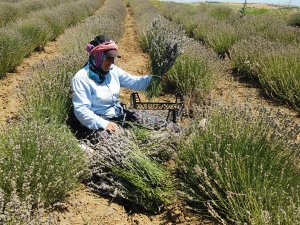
[22,54,85,123]
[0,2,18,27]
[178,104,300,224]
[159,3,197,36]
[16,19,49,52]
[205,22,241,58]
[258,46,300,110]
[60,0,125,54]
[192,14,219,43]
[0,0,127,222]
[128,0,161,37]
[158,2,240,58]
[209,6,233,21]
[230,36,276,79]
[0,0,77,28]
[158,2,217,44]
[262,22,300,44]
[158,1,300,54]
[0,120,87,224]
[238,14,300,44]
[167,49,220,107]
[288,11,300,27]
[231,37,300,111]
[0,28,25,77]
[131,125,178,162]
[0,0,103,78]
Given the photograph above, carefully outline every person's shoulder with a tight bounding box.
[73,67,88,81]
[110,64,120,71]
[110,64,126,75]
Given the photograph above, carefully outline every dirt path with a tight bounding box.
[0,42,60,127]
[117,7,151,106]
[210,74,300,129]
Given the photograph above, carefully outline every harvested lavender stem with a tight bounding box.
[86,129,135,197]
[84,127,175,212]
[144,18,184,98]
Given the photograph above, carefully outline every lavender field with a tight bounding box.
[0,0,299,224]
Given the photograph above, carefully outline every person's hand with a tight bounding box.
[106,122,120,133]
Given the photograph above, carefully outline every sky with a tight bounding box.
[160,0,300,6]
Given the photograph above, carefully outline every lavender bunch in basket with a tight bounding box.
[144,18,184,98]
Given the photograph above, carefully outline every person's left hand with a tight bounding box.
[106,122,120,133]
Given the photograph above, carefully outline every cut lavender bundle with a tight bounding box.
[85,129,173,212]
[144,18,184,98]
[86,129,135,197]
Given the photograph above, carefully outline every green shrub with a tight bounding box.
[0,0,77,28]
[160,4,205,36]
[16,19,49,52]
[288,11,300,27]
[178,106,300,224]
[232,14,268,40]
[205,23,240,57]
[129,0,162,35]
[231,37,300,111]
[0,120,86,220]
[0,0,103,78]
[58,0,122,54]
[258,46,300,110]
[168,53,218,105]
[178,14,198,36]
[0,3,19,27]
[262,22,300,44]
[244,7,269,15]
[210,6,233,20]
[131,126,152,144]
[239,15,300,44]
[192,14,218,43]
[230,36,277,79]
[0,29,24,77]
[23,55,83,123]
[40,12,65,40]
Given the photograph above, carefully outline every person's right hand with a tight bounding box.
[106,122,120,133]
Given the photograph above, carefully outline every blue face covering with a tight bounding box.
[88,68,104,84]
[88,53,108,84]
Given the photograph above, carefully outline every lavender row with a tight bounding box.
[0,0,78,28]
[158,2,300,111]
[0,0,127,223]
[0,0,104,78]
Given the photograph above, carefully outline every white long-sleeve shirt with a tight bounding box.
[71,64,152,130]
